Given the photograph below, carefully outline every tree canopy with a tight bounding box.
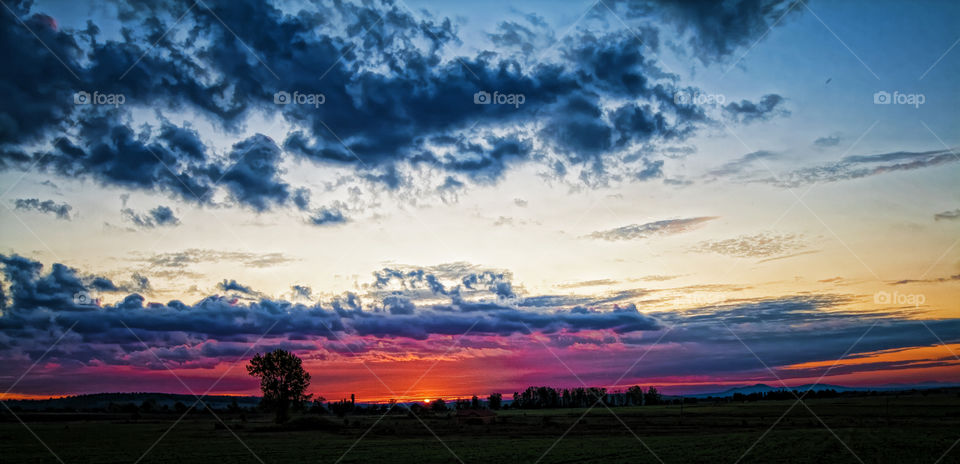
[246,349,312,422]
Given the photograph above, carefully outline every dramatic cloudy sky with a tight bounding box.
[0,0,958,401]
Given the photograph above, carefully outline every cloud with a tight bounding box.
[588,216,717,241]
[135,249,294,269]
[890,275,960,285]
[756,249,820,263]
[216,135,290,212]
[371,265,516,298]
[217,279,256,295]
[0,255,662,369]
[723,94,789,123]
[557,279,620,289]
[308,207,348,226]
[291,285,312,300]
[813,135,841,148]
[0,0,789,213]
[604,0,804,64]
[760,148,959,188]
[37,120,221,206]
[126,273,152,293]
[90,272,152,294]
[487,13,552,55]
[2,255,959,394]
[292,188,311,211]
[121,205,180,228]
[13,198,72,220]
[382,295,416,315]
[706,150,778,178]
[934,209,960,221]
[694,232,807,258]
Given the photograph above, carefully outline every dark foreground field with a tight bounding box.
[3,392,959,463]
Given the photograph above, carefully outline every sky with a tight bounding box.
[0,0,958,402]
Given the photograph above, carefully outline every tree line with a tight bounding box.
[508,385,663,409]
[239,349,908,423]
[243,349,677,421]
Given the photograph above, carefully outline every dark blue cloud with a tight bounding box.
[148,206,179,226]
[39,119,219,204]
[0,5,79,147]
[382,295,416,315]
[292,188,311,211]
[2,255,959,383]
[122,205,180,228]
[13,198,72,220]
[89,277,119,292]
[308,207,347,226]
[0,254,90,311]
[0,0,789,210]
[217,134,289,212]
[603,0,803,64]
[291,285,312,300]
[217,279,255,295]
[723,94,789,123]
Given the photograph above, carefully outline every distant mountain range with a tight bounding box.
[6,381,960,410]
[4,392,261,411]
[682,382,959,399]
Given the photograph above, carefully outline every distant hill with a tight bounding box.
[684,382,959,399]
[685,383,855,398]
[4,392,261,411]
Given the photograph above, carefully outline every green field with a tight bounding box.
[2,392,959,463]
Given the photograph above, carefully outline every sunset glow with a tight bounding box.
[0,0,958,407]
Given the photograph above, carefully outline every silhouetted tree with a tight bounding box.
[328,397,355,417]
[246,349,312,423]
[471,395,481,409]
[309,400,328,414]
[430,398,447,413]
[139,399,156,413]
[409,403,425,416]
[173,401,187,414]
[644,386,661,406]
[488,393,502,410]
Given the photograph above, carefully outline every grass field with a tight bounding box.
[2,392,959,463]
